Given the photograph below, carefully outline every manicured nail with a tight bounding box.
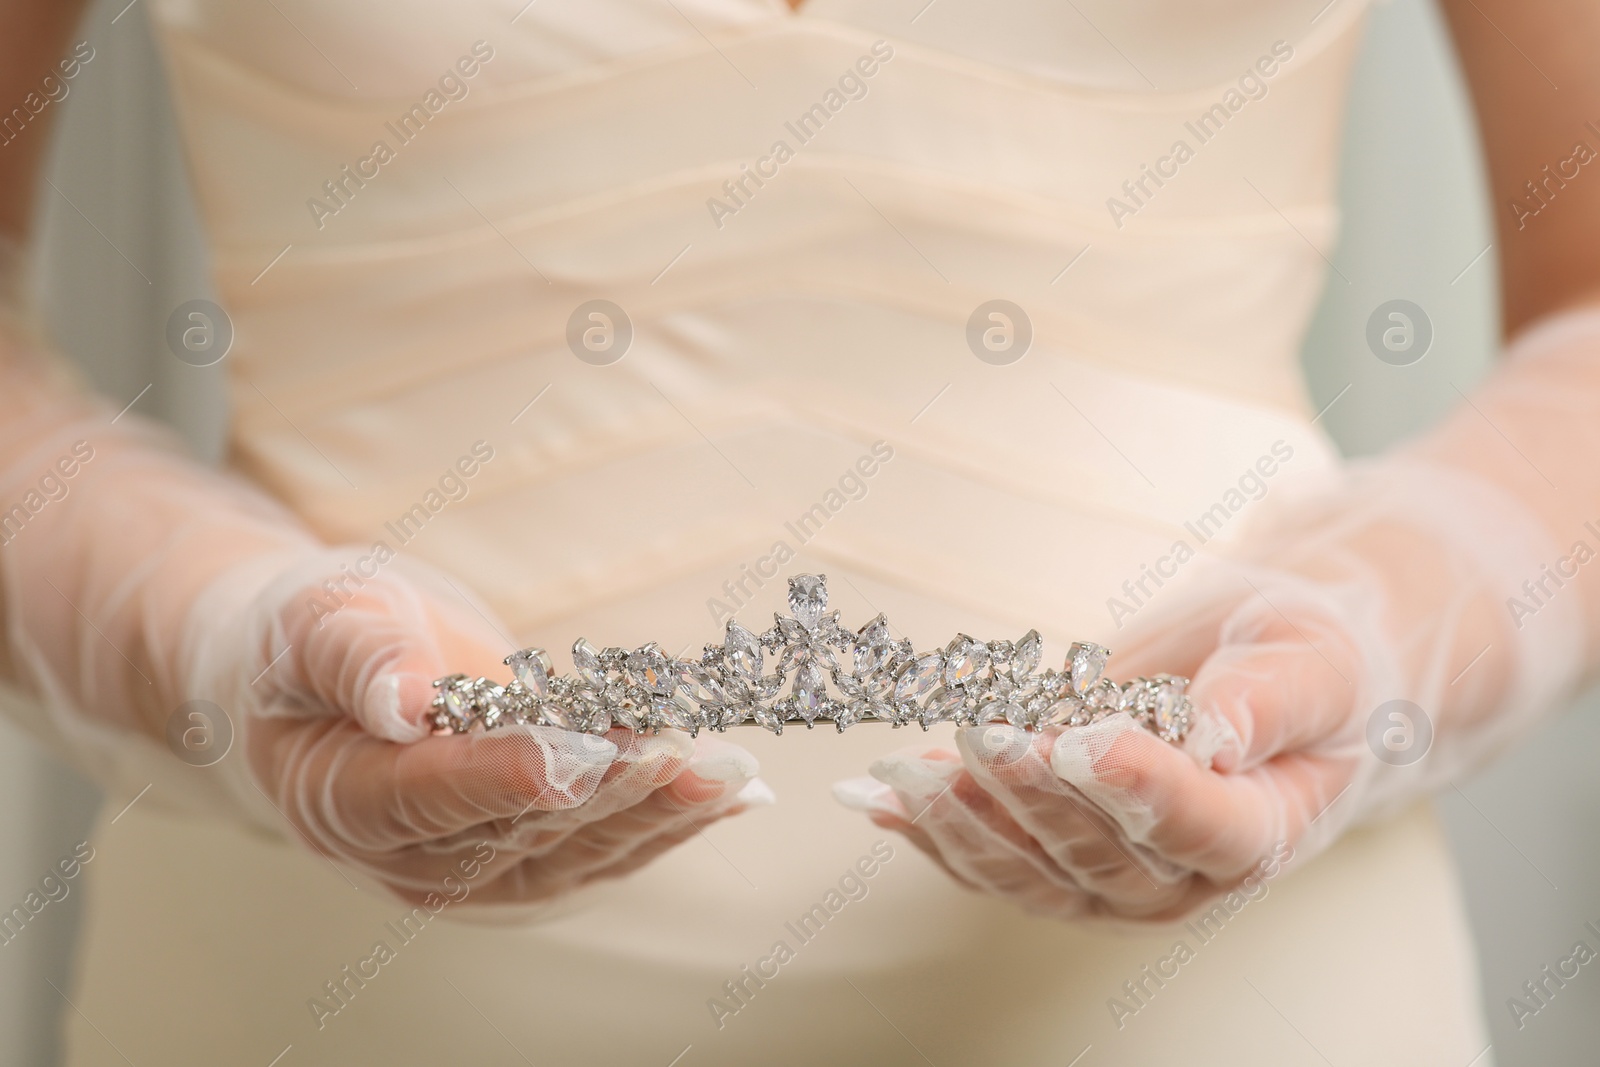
[366,672,429,742]
[687,746,760,783]
[734,778,777,807]
[832,777,899,815]
[869,754,952,800]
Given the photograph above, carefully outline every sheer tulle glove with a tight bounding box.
[0,330,768,906]
[837,307,1600,921]
[184,555,772,903]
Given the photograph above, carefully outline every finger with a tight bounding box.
[457,769,769,902]
[274,565,510,742]
[867,750,1093,909]
[1051,714,1353,878]
[956,726,1191,906]
[464,801,755,904]
[437,734,764,863]
[833,776,981,886]
[1110,599,1237,682]
[840,763,1104,920]
[249,717,619,851]
[1189,639,1358,773]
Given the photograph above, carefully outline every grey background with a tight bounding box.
[0,0,1595,1062]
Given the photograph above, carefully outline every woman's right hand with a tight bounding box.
[190,556,771,904]
[0,322,766,907]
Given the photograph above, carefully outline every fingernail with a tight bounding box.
[1049,715,1138,781]
[572,732,619,769]
[687,746,760,783]
[832,777,899,815]
[957,724,1029,764]
[869,754,951,799]
[366,673,429,742]
[734,778,777,807]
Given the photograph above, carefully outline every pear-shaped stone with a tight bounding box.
[505,648,553,698]
[788,574,828,629]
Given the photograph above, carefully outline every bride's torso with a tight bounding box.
[143,0,1367,632]
[63,3,1493,1064]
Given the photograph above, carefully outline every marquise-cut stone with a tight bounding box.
[1148,675,1189,737]
[943,635,988,689]
[1068,642,1110,696]
[788,574,828,629]
[628,644,674,695]
[710,704,750,730]
[832,668,867,699]
[724,621,764,679]
[753,705,785,734]
[572,638,606,689]
[441,684,472,728]
[540,700,579,731]
[920,691,961,728]
[1014,630,1043,679]
[1040,698,1079,727]
[894,652,942,702]
[651,696,696,732]
[610,703,643,732]
[1001,701,1031,729]
[794,661,827,720]
[925,686,965,723]
[720,673,752,705]
[834,700,870,731]
[970,696,1003,724]
[676,663,726,706]
[854,614,893,675]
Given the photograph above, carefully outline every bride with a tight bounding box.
[3,0,1596,1063]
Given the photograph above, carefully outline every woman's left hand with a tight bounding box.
[835,456,1583,921]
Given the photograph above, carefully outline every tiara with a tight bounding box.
[431,574,1192,742]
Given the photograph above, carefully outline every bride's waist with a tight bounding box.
[224,319,1339,636]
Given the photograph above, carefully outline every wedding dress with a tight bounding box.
[59,0,1492,1062]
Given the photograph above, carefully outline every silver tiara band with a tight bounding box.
[431,574,1193,742]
